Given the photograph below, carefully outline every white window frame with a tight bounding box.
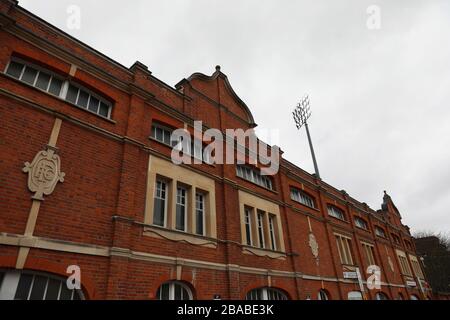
[362,242,376,265]
[244,208,253,246]
[195,192,206,236]
[257,211,265,249]
[153,179,168,228]
[318,289,329,300]
[396,250,413,276]
[290,188,315,208]
[246,287,287,300]
[348,291,363,300]
[176,186,187,232]
[236,165,274,190]
[157,281,193,300]
[0,270,84,300]
[4,58,112,119]
[4,57,113,119]
[354,217,368,230]
[5,59,65,97]
[335,234,354,265]
[375,227,386,238]
[268,215,277,251]
[408,255,424,279]
[327,205,345,221]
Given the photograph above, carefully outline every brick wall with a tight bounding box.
[0,0,429,300]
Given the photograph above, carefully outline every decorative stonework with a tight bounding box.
[242,246,287,260]
[143,226,218,249]
[309,232,319,259]
[23,146,65,201]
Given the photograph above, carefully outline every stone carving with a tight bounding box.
[23,146,65,200]
[309,232,319,259]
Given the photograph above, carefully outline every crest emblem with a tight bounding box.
[309,232,319,259]
[23,146,65,200]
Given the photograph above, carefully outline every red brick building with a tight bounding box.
[0,0,431,300]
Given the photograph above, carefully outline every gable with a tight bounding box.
[176,66,256,128]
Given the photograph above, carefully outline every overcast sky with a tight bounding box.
[19,0,450,233]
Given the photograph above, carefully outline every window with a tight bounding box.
[6,60,63,96]
[257,211,265,249]
[65,84,111,117]
[347,291,363,300]
[327,205,345,221]
[290,188,315,208]
[318,289,329,300]
[375,226,386,238]
[236,165,273,190]
[391,233,401,245]
[5,59,112,118]
[244,208,253,246]
[375,292,389,300]
[362,243,376,266]
[195,193,205,236]
[268,215,277,251]
[156,281,192,300]
[150,123,212,164]
[145,157,216,243]
[242,205,281,252]
[396,250,412,276]
[335,234,353,265]
[409,255,424,279]
[354,216,368,230]
[153,180,167,227]
[246,287,288,300]
[151,124,176,146]
[0,270,83,300]
[176,187,187,231]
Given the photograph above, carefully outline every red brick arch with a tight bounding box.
[0,255,97,300]
[241,282,293,300]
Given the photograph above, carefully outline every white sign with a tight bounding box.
[344,271,358,279]
[406,281,417,287]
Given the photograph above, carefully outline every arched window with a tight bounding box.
[410,294,419,300]
[347,291,363,300]
[156,281,193,300]
[375,292,389,300]
[318,289,329,300]
[246,287,288,300]
[0,270,84,300]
